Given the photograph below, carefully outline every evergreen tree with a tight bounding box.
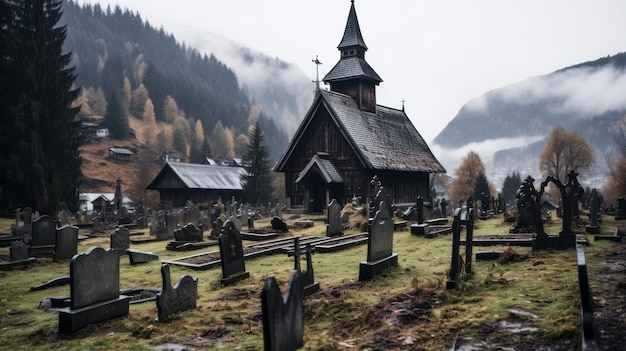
[105,90,129,139]
[242,120,272,205]
[0,0,81,214]
[501,172,521,206]
[101,55,130,139]
[473,172,491,201]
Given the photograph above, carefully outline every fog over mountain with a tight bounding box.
[165,23,314,136]
[432,52,626,189]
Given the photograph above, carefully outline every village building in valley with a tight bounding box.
[274,1,445,213]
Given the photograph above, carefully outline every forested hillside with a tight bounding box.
[59,0,292,197]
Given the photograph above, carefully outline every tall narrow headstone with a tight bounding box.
[58,246,130,333]
[293,238,320,295]
[326,199,342,236]
[55,225,79,260]
[261,271,304,351]
[359,200,398,281]
[156,264,198,322]
[218,220,249,284]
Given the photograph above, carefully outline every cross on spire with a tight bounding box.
[312,55,322,93]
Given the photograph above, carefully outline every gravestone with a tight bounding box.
[271,217,288,232]
[30,215,57,255]
[218,220,250,284]
[55,225,78,260]
[416,196,424,224]
[173,223,203,242]
[261,271,304,351]
[586,189,600,234]
[154,220,169,241]
[293,237,320,295]
[10,240,30,261]
[110,226,130,255]
[229,215,242,231]
[209,216,224,240]
[126,249,159,265]
[440,198,448,217]
[616,198,626,220]
[156,264,198,322]
[359,200,398,281]
[326,199,342,236]
[58,246,130,333]
[166,213,178,239]
[240,206,249,230]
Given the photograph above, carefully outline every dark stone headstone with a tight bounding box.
[327,199,342,236]
[59,246,130,333]
[271,217,288,233]
[416,196,424,224]
[10,240,29,261]
[30,215,57,248]
[261,271,304,351]
[293,238,320,295]
[156,264,198,322]
[218,220,249,284]
[359,200,398,281]
[118,216,132,226]
[55,225,78,260]
[440,198,448,217]
[110,226,130,254]
[154,220,169,241]
[127,249,159,265]
[209,217,224,240]
[586,189,599,234]
[616,198,626,220]
[173,223,203,242]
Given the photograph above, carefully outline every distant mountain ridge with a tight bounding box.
[432,51,626,188]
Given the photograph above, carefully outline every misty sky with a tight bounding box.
[75,0,626,143]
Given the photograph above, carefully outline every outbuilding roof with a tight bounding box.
[146,162,244,190]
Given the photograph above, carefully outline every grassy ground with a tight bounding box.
[0,212,617,350]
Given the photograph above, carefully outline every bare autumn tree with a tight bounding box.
[448,151,486,202]
[538,125,594,182]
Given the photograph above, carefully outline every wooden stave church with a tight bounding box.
[274,1,446,213]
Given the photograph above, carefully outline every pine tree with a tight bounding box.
[102,55,130,139]
[0,0,81,214]
[242,120,272,205]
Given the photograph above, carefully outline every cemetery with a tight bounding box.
[0,186,625,350]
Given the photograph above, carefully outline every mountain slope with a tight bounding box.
[432,52,626,187]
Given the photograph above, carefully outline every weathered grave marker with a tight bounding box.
[10,240,30,261]
[173,223,203,242]
[30,215,57,255]
[156,264,198,322]
[218,220,249,284]
[293,237,320,295]
[326,199,342,236]
[586,188,599,234]
[447,198,474,290]
[359,199,398,281]
[126,249,159,265]
[55,225,78,260]
[271,217,288,232]
[58,246,130,333]
[110,226,130,255]
[261,271,304,350]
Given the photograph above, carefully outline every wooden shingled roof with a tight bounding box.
[275,90,446,174]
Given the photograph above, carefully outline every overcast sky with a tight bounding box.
[75,0,626,143]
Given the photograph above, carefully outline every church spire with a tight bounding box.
[337,0,368,57]
[323,1,382,113]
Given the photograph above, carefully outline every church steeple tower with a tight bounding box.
[323,0,382,113]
